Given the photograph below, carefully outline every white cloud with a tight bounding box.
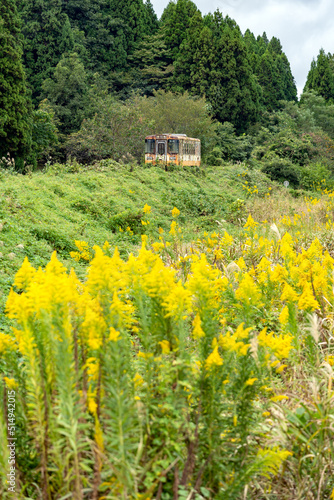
[151,0,334,95]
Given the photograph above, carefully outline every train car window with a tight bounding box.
[184,142,195,155]
[168,139,179,154]
[145,139,155,154]
[157,142,166,155]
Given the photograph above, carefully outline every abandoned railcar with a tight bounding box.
[145,134,201,167]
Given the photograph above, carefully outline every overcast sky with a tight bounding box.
[151,0,334,96]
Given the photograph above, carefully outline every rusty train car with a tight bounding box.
[145,134,201,166]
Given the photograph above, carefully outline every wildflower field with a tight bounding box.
[1,163,334,499]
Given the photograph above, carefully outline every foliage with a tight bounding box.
[245,32,297,112]
[29,102,59,166]
[0,0,32,167]
[127,27,174,95]
[160,0,199,59]
[298,162,334,191]
[42,52,89,135]
[18,0,74,103]
[135,90,216,153]
[61,0,128,75]
[173,11,261,133]
[108,0,156,53]
[300,91,334,139]
[304,49,334,102]
[2,197,334,498]
[66,95,152,163]
[260,156,301,187]
[206,122,254,164]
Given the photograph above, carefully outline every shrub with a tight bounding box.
[261,156,300,187]
[299,162,334,191]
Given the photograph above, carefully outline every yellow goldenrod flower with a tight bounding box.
[235,273,262,306]
[13,256,36,290]
[279,232,295,260]
[159,340,171,354]
[143,203,151,214]
[219,324,252,356]
[192,313,205,339]
[169,220,177,235]
[270,265,288,283]
[0,332,16,354]
[244,214,258,229]
[245,377,257,386]
[137,351,153,360]
[221,231,233,246]
[297,283,320,311]
[133,373,144,388]
[258,328,293,360]
[94,417,104,452]
[205,345,223,369]
[88,397,97,415]
[324,355,334,366]
[276,364,287,373]
[3,377,18,390]
[171,207,180,217]
[270,395,289,402]
[280,283,299,302]
[152,241,165,252]
[235,256,246,269]
[279,306,289,325]
[109,327,120,342]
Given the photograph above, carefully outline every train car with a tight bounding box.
[145,134,201,166]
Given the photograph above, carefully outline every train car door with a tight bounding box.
[156,140,167,162]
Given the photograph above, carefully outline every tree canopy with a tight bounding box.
[0,0,32,165]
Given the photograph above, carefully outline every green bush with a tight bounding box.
[261,156,300,187]
[299,162,334,191]
[207,122,254,164]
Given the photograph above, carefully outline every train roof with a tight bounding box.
[145,133,200,141]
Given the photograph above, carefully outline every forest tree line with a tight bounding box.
[1,0,334,186]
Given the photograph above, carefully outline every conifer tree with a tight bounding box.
[173,11,261,133]
[304,49,334,102]
[19,0,74,102]
[161,0,199,60]
[143,0,159,33]
[128,27,173,94]
[247,33,297,111]
[108,0,151,54]
[62,0,128,74]
[256,51,284,111]
[0,0,32,165]
[277,53,297,102]
[256,32,269,56]
[42,52,88,135]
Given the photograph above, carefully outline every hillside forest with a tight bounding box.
[1,0,334,189]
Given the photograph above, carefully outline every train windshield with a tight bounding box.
[145,139,155,154]
[168,139,179,154]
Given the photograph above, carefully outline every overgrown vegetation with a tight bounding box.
[2,0,334,498]
[1,163,334,498]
